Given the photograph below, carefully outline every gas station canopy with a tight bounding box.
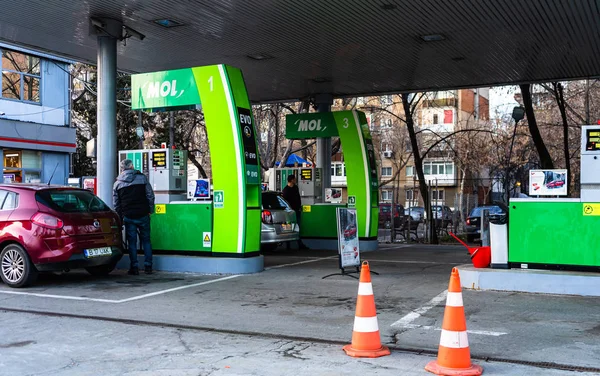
[2,0,599,102]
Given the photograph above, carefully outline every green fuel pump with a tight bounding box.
[126,64,262,273]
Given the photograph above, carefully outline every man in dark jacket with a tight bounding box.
[282,174,308,249]
[113,159,155,275]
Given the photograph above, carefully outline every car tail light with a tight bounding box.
[32,212,64,229]
[261,210,273,224]
[466,218,471,225]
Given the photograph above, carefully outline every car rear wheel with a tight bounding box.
[466,235,476,243]
[85,262,117,276]
[0,244,38,288]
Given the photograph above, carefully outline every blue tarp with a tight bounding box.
[275,154,312,167]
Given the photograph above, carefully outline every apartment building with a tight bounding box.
[0,44,75,185]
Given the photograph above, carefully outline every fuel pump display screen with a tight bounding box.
[152,151,167,167]
[300,169,313,181]
[586,130,600,151]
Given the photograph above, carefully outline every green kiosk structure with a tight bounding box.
[507,125,600,271]
[123,64,263,274]
[280,111,380,251]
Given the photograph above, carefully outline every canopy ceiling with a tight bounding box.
[1,0,599,102]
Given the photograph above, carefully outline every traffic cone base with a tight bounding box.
[425,268,483,375]
[344,261,390,358]
[424,360,483,376]
[343,343,390,358]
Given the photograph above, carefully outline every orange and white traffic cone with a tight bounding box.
[343,261,390,358]
[425,268,483,376]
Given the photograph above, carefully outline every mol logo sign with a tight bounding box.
[296,119,326,132]
[285,113,339,139]
[145,80,185,99]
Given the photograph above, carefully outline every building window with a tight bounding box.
[1,49,41,103]
[423,161,454,176]
[331,162,345,177]
[406,166,414,177]
[432,189,445,201]
[433,114,439,124]
[381,167,392,177]
[406,189,418,201]
[3,150,42,183]
[381,190,393,201]
[381,95,393,106]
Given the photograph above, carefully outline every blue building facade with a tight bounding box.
[0,43,75,185]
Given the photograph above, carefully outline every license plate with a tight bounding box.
[84,247,112,258]
[281,224,294,232]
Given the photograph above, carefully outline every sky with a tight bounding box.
[489,85,519,120]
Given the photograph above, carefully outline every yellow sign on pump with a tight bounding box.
[155,204,167,214]
[302,205,312,213]
[583,203,600,216]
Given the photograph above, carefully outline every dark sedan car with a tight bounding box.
[0,185,123,287]
[378,203,406,228]
[465,205,506,242]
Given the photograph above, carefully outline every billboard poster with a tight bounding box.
[529,169,567,196]
[188,179,210,199]
[336,208,360,269]
[326,188,343,203]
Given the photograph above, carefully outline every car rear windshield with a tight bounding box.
[36,190,111,213]
[469,206,504,217]
[262,193,290,210]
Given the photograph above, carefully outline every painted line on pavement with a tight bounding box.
[0,275,241,304]
[391,289,507,336]
[265,256,337,270]
[117,275,241,303]
[0,290,117,303]
[391,290,448,328]
[0,257,335,303]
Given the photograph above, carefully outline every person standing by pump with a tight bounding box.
[113,159,156,275]
[282,174,308,249]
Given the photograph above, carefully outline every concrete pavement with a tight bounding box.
[0,244,599,374]
[2,311,596,376]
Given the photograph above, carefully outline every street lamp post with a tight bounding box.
[505,106,525,203]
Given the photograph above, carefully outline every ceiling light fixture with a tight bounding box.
[247,53,274,61]
[153,19,183,28]
[420,34,446,42]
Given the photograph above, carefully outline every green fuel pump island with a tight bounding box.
[508,125,600,271]
[125,64,263,274]
[269,111,379,251]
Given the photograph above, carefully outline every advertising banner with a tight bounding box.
[529,169,567,196]
[336,208,361,269]
[326,188,343,203]
[188,179,210,199]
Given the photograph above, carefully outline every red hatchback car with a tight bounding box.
[0,184,123,288]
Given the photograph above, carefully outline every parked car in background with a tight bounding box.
[378,203,406,228]
[424,205,453,228]
[260,191,299,251]
[405,206,425,222]
[465,205,507,242]
[0,185,123,288]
